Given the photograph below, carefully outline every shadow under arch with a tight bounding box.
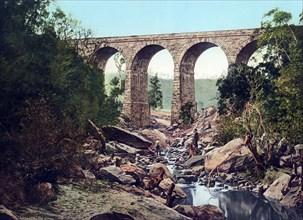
[235,40,258,65]
[128,44,173,127]
[91,46,123,71]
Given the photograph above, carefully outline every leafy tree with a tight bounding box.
[180,101,194,126]
[0,0,121,205]
[148,74,163,110]
[216,8,303,146]
[216,64,252,115]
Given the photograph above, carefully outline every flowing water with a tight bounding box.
[176,182,303,220]
[166,163,303,220]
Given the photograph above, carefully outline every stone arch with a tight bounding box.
[127,44,171,127]
[178,42,221,113]
[92,46,125,71]
[235,40,258,64]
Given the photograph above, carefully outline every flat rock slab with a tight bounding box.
[97,166,136,185]
[102,126,152,149]
[204,138,253,173]
[263,173,290,201]
[181,155,205,168]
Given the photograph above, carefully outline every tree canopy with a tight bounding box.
[217,8,303,144]
[0,0,121,205]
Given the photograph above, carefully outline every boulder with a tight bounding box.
[107,142,145,155]
[102,126,152,149]
[90,212,134,220]
[263,173,291,201]
[30,182,55,204]
[173,204,225,220]
[158,178,187,199]
[204,138,253,173]
[181,155,205,168]
[280,186,303,208]
[0,205,20,220]
[149,163,174,181]
[176,175,198,184]
[97,166,136,185]
[120,164,147,185]
[82,170,96,179]
[141,129,168,147]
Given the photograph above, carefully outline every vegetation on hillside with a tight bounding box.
[216,9,303,170]
[0,0,120,206]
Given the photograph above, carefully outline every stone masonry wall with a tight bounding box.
[81,29,259,127]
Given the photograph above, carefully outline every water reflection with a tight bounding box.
[218,191,303,220]
[178,184,303,220]
[176,183,219,207]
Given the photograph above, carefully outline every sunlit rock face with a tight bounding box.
[204,138,254,173]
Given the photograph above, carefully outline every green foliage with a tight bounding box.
[14,97,80,184]
[148,74,163,110]
[262,169,284,185]
[215,115,245,145]
[216,64,252,115]
[180,101,194,126]
[217,9,303,145]
[0,0,121,205]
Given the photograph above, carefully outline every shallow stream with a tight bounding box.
[167,162,303,220]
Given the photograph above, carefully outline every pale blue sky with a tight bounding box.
[54,0,302,79]
[55,0,302,37]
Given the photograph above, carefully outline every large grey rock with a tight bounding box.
[102,126,152,149]
[280,186,303,208]
[97,166,136,185]
[181,155,205,168]
[204,138,253,173]
[263,173,290,201]
[107,142,145,155]
[174,204,225,220]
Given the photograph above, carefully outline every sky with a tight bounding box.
[54,0,303,78]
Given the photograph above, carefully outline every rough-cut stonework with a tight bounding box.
[81,29,259,127]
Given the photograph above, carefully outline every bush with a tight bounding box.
[180,101,194,126]
[215,115,245,145]
[16,97,81,184]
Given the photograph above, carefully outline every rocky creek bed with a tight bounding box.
[1,107,303,219]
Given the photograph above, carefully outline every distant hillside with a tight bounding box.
[105,73,219,112]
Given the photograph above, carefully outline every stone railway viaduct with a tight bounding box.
[81,29,259,127]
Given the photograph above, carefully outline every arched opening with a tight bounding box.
[180,43,228,112]
[194,47,228,110]
[235,40,258,65]
[247,47,267,67]
[92,47,125,107]
[103,52,126,96]
[129,44,169,127]
[148,49,174,113]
